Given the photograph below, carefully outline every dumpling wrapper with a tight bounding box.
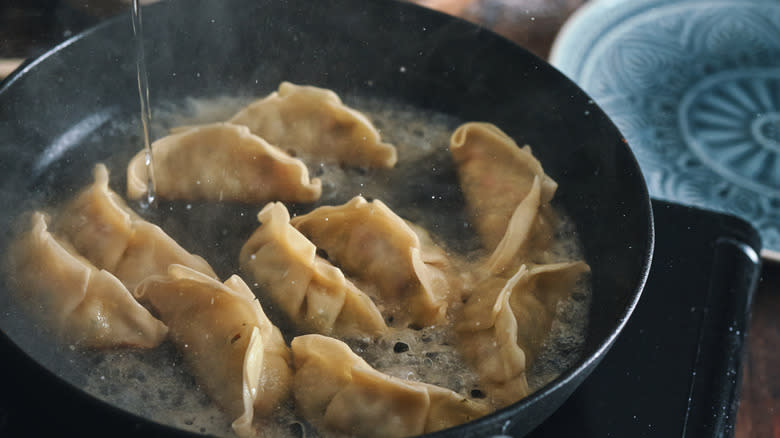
[484,176,551,274]
[127,122,322,203]
[291,334,490,438]
[290,196,450,328]
[239,202,387,338]
[450,122,558,253]
[56,163,217,291]
[227,82,397,168]
[456,261,590,407]
[6,212,167,349]
[134,265,293,438]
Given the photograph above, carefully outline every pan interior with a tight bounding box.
[0,0,652,436]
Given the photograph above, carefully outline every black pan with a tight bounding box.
[0,0,654,436]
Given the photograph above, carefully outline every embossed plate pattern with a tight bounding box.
[550,0,780,258]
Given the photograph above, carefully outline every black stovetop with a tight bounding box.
[0,200,763,437]
[525,200,761,438]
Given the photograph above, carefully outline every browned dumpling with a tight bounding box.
[290,196,451,328]
[56,164,217,291]
[6,212,167,349]
[127,122,322,203]
[134,265,293,438]
[291,334,489,438]
[450,122,558,272]
[227,82,397,168]
[239,202,387,338]
[456,262,590,407]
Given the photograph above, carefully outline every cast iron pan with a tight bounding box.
[0,0,654,436]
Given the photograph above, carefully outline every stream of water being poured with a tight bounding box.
[131,0,156,207]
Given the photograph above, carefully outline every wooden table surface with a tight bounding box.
[738,262,780,438]
[1,0,777,436]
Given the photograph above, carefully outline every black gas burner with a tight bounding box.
[0,200,762,437]
[525,200,761,438]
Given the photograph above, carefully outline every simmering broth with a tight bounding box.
[7,92,590,437]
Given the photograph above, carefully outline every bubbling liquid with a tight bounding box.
[71,93,591,437]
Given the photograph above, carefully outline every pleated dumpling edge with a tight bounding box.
[5,211,168,349]
[134,264,293,438]
[127,122,322,203]
[228,82,398,169]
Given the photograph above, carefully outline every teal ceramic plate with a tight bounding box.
[550,0,780,259]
